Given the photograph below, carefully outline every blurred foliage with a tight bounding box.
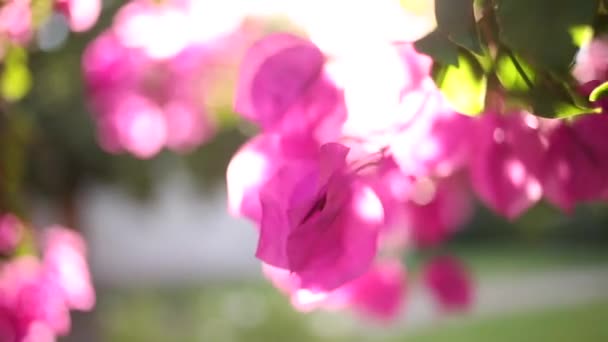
[416,0,605,117]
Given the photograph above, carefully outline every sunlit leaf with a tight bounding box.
[495,52,535,92]
[436,51,487,115]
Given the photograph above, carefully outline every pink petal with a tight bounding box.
[424,255,473,311]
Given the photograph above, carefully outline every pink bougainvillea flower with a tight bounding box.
[404,175,474,247]
[42,226,95,312]
[0,257,68,341]
[235,33,346,142]
[256,142,385,291]
[263,261,406,321]
[83,30,217,158]
[469,112,545,219]
[55,0,101,32]
[226,133,319,222]
[423,255,473,311]
[0,214,22,254]
[326,260,406,321]
[0,0,33,45]
[542,114,608,212]
[0,226,95,341]
[573,36,608,84]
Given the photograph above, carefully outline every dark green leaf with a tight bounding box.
[496,0,599,73]
[530,85,599,118]
[414,30,460,66]
[435,0,483,54]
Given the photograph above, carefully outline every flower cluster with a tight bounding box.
[0,215,95,342]
[0,0,100,56]
[82,0,262,158]
[226,27,608,320]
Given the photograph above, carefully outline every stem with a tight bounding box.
[506,49,534,89]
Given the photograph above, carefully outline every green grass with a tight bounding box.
[407,242,608,277]
[403,301,608,342]
[63,243,608,341]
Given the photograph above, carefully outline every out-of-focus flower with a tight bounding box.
[256,142,385,291]
[404,175,474,247]
[55,0,101,32]
[0,0,32,45]
[0,227,94,341]
[263,261,406,321]
[423,255,473,311]
[469,112,545,219]
[573,36,608,84]
[235,33,346,142]
[83,31,217,158]
[226,133,320,222]
[325,261,406,321]
[542,114,608,212]
[43,226,95,311]
[83,0,263,158]
[0,214,22,254]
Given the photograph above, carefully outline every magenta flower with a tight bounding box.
[55,0,101,32]
[542,114,608,211]
[326,261,406,321]
[404,175,474,247]
[263,261,406,321]
[573,36,608,84]
[0,0,32,46]
[83,31,216,158]
[42,226,95,312]
[0,214,22,254]
[469,112,545,219]
[0,257,68,341]
[423,255,473,311]
[0,227,94,341]
[235,33,346,142]
[256,142,384,291]
[226,133,320,222]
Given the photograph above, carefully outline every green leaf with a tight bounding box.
[530,85,599,118]
[435,0,483,54]
[1,48,32,102]
[436,50,487,115]
[414,30,460,66]
[496,0,599,73]
[495,52,535,92]
[589,81,608,102]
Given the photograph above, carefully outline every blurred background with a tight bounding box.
[1,0,607,341]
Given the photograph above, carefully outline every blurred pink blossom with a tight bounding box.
[0,0,32,45]
[573,36,608,84]
[263,261,406,321]
[235,33,346,142]
[0,227,94,341]
[83,31,217,158]
[0,214,22,254]
[542,114,608,211]
[423,255,473,311]
[469,112,545,219]
[55,0,101,32]
[404,175,474,247]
